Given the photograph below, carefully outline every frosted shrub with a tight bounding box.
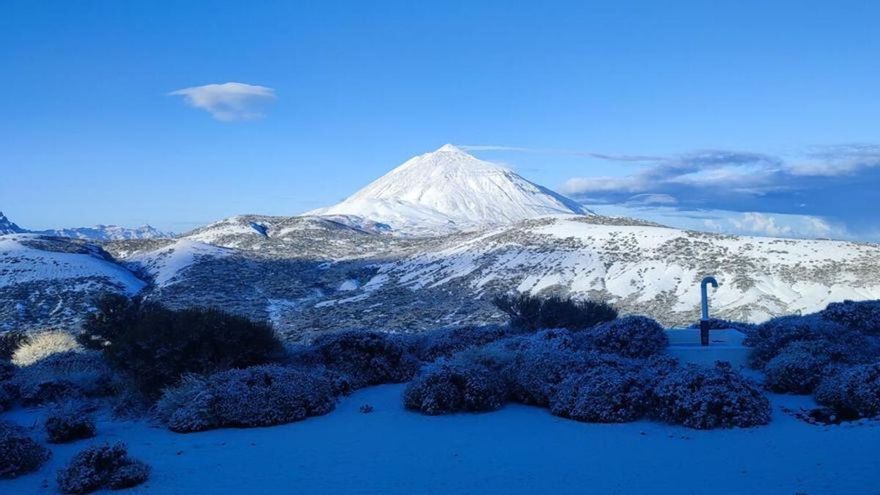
[0,421,50,479]
[815,363,880,418]
[653,362,770,429]
[506,344,594,406]
[550,363,651,423]
[493,294,618,331]
[745,315,846,368]
[156,365,336,433]
[57,443,149,494]
[763,341,832,394]
[404,362,508,415]
[313,331,420,389]
[45,403,96,443]
[413,324,514,362]
[12,351,115,405]
[12,330,80,366]
[587,316,668,358]
[819,300,880,335]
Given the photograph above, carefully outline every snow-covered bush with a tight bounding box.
[653,362,771,429]
[156,365,336,433]
[0,331,30,360]
[814,363,880,419]
[97,305,283,395]
[0,421,50,479]
[404,362,508,415]
[587,316,668,358]
[550,361,652,423]
[745,315,849,368]
[505,336,595,406]
[12,351,115,405]
[763,341,832,394]
[493,294,618,331]
[57,443,149,494]
[819,300,880,335]
[312,330,420,389]
[12,330,80,366]
[45,403,96,443]
[412,324,514,362]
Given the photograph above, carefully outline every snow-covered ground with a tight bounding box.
[4,384,879,495]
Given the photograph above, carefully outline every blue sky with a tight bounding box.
[1,1,878,240]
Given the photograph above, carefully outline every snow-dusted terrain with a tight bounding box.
[0,235,146,330]
[309,144,592,234]
[4,384,879,495]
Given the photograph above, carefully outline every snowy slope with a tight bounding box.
[371,217,880,326]
[310,144,591,234]
[0,234,147,330]
[0,235,144,293]
[128,239,232,287]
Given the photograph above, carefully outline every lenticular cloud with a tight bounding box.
[169,82,276,121]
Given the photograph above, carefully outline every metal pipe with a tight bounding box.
[700,276,718,346]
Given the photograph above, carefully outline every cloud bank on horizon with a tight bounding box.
[467,144,880,241]
[169,82,276,121]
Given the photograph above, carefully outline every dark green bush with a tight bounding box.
[0,331,30,361]
[493,294,617,331]
[81,300,283,396]
[77,294,143,350]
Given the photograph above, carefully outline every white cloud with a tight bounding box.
[588,203,848,240]
[626,193,678,205]
[169,82,276,121]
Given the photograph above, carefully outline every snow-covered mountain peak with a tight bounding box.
[435,143,464,153]
[310,145,592,234]
[0,212,26,235]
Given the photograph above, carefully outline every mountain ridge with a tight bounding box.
[0,211,170,241]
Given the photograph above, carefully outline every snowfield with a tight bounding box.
[3,384,879,495]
